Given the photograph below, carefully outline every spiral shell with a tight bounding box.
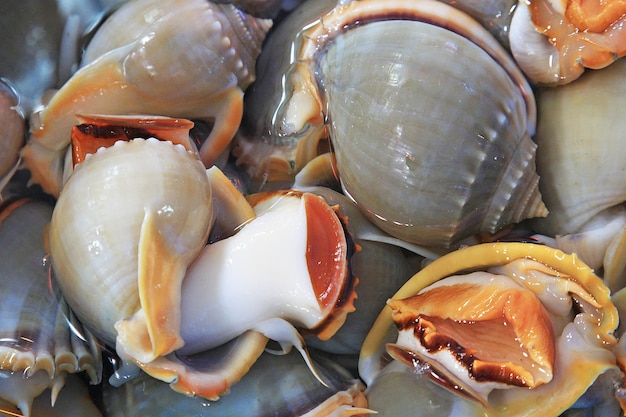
[22,0,272,197]
[49,138,213,347]
[0,79,25,194]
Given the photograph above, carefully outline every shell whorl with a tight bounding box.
[319,19,545,247]
[215,4,273,88]
[50,138,213,345]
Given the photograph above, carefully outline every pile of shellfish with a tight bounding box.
[1,0,625,415]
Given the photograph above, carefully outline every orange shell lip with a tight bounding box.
[70,114,196,166]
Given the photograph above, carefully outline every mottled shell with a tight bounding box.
[359,242,621,416]
[532,57,626,236]
[49,138,213,346]
[0,198,101,416]
[320,16,545,247]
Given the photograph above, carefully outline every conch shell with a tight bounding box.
[360,242,623,416]
[49,137,214,353]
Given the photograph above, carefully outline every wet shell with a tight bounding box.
[22,0,272,197]
[532,56,626,236]
[509,0,626,85]
[103,349,370,417]
[317,6,545,247]
[0,80,25,194]
[0,198,101,416]
[49,138,214,347]
[302,186,417,356]
[359,242,622,416]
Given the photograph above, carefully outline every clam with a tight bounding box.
[360,242,623,416]
[509,0,626,85]
[103,349,370,417]
[0,79,25,196]
[0,197,101,417]
[21,0,272,197]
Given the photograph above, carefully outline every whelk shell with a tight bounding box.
[0,197,101,417]
[21,0,272,197]
[0,80,25,196]
[360,242,622,416]
[235,0,546,247]
[49,137,214,352]
[104,349,370,417]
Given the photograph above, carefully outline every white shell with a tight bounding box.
[49,138,213,346]
[22,0,272,196]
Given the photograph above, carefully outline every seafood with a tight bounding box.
[49,116,356,400]
[0,80,25,195]
[359,242,623,416]
[237,0,546,247]
[0,197,101,417]
[509,0,626,85]
[22,0,272,197]
[126,189,356,400]
[531,56,626,296]
[49,136,214,352]
[0,374,104,417]
[302,186,419,356]
[103,349,370,417]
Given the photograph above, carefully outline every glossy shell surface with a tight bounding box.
[49,138,213,346]
[360,242,622,416]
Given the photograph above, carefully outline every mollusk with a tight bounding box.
[126,189,356,400]
[0,374,104,417]
[22,0,272,197]
[0,197,101,417]
[279,0,544,247]
[301,186,418,356]
[509,0,626,85]
[49,136,214,355]
[531,57,626,296]
[104,349,371,417]
[532,57,626,237]
[0,79,25,196]
[360,242,623,416]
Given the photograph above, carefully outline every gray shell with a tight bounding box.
[319,20,546,246]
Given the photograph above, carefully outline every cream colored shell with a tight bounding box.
[49,138,213,346]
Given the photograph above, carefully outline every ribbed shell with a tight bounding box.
[22,0,272,197]
[532,57,626,236]
[320,20,546,247]
[0,198,101,412]
[49,138,213,346]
